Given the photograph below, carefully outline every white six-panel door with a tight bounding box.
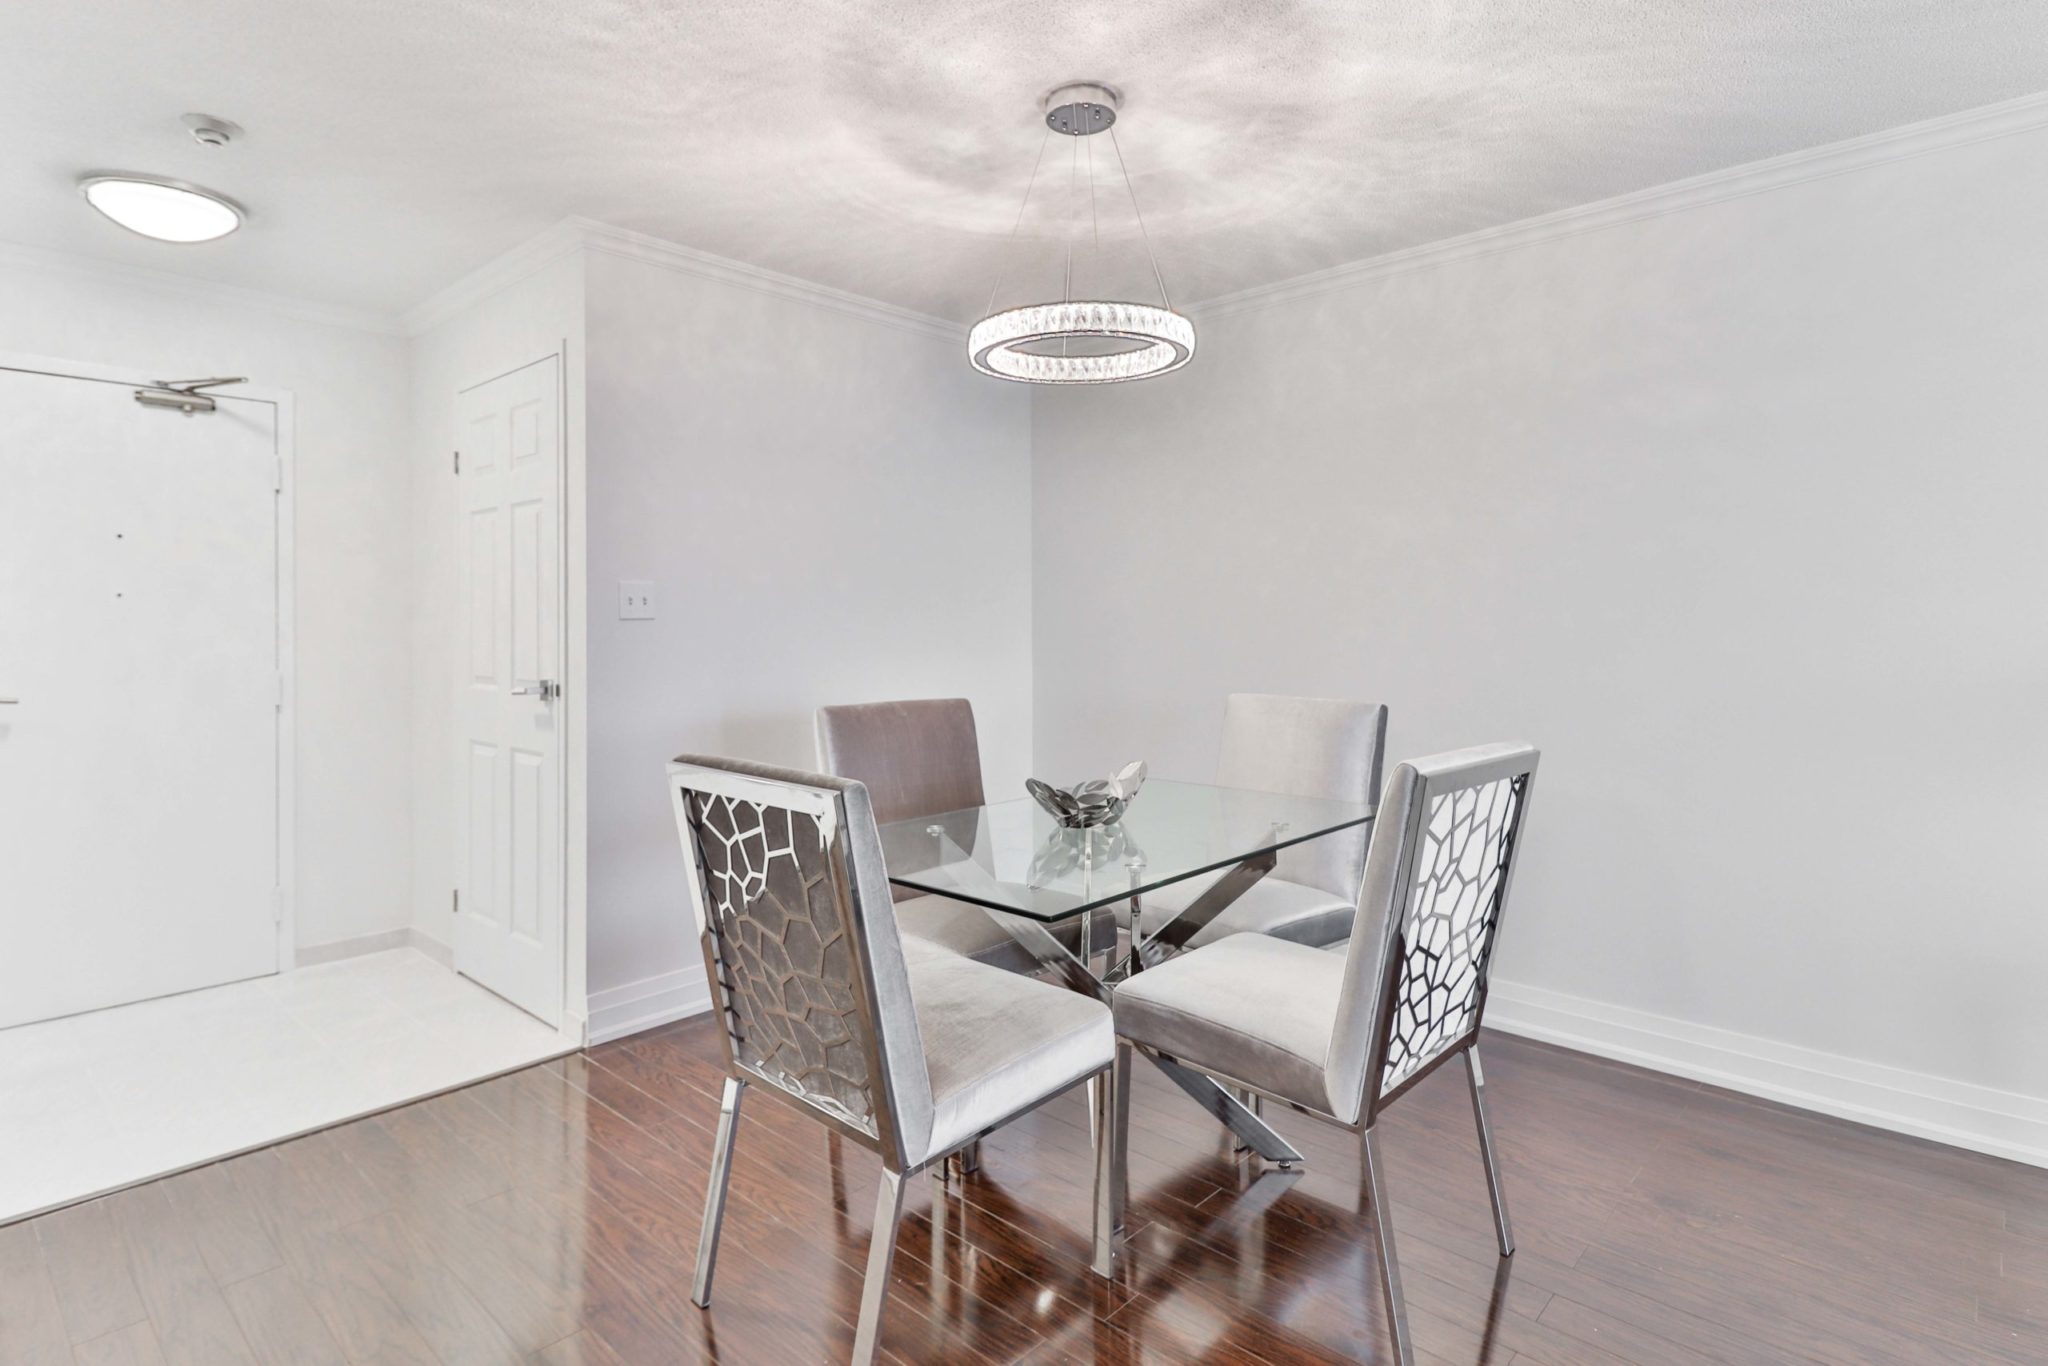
[0,364,281,1029]
[453,357,564,1027]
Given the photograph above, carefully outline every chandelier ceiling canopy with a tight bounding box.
[969,82,1194,386]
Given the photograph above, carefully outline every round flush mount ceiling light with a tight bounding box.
[78,174,244,243]
[969,82,1194,385]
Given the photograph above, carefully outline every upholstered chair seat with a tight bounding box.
[1114,933,1345,1111]
[899,937,1113,1159]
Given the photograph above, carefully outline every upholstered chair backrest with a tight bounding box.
[1325,743,1539,1125]
[815,699,986,827]
[1216,693,1388,900]
[668,755,933,1168]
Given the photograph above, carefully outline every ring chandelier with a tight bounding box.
[969,83,1194,386]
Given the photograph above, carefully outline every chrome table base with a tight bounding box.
[968,853,1306,1169]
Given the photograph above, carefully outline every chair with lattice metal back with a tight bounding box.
[668,755,1120,1365]
[1111,742,1539,1366]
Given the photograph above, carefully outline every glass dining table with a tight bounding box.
[877,780,1374,1165]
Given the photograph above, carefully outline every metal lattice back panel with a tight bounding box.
[684,790,879,1136]
[1380,773,1528,1095]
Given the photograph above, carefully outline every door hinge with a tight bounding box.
[452,888,460,918]
[274,672,286,710]
[453,449,461,474]
[273,457,284,492]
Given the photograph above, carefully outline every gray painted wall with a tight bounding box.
[583,249,1034,1010]
[1031,123,2048,1105]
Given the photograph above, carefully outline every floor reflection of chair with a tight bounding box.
[1088,1143,1518,1363]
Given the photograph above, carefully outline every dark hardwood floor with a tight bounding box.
[6,1017,2047,1364]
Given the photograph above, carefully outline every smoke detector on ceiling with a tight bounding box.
[182,113,242,148]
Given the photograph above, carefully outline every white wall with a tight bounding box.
[1032,122,2048,1151]
[0,248,414,953]
[405,245,586,1024]
[582,241,1033,1032]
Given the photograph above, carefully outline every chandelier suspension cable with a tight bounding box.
[1062,130,1080,357]
[983,125,1056,318]
[1107,124,1173,312]
[1086,126,1100,253]
[967,81,1194,385]
[1064,128,1080,304]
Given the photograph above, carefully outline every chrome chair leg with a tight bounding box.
[691,1075,746,1307]
[956,1138,981,1175]
[1087,1073,1102,1154]
[1361,1126,1414,1366]
[1464,1048,1516,1257]
[1093,1043,1132,1278]
[851,1167,908,1366]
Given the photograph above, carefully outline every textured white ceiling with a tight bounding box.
[4,0,2046,322]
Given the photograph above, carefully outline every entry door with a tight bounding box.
[0,364,281,1029]
[454,357,563,1027]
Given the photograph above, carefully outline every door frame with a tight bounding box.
[0,350,298,973]
[453,351,572,1029]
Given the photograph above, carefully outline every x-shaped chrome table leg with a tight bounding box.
[969,893,1308,1168]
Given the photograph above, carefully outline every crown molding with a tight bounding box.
[1192,90,2048,322]
[0,239,403,336]
[572,218,965,343]
[403,216,966,344]
[399,219,589,336]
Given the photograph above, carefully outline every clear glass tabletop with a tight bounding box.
[876,780,1373,922]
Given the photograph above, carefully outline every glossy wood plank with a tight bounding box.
[100,1184,258,1366]
[226,1146,441,1366]
[6,1014,2048,1364]
[32,1199,148,1346]
[345,1208,526,1366]
[218,1267,350,1366]
[69,1321,165,1366]
[156,1163,281,1289]
[0,1221,75,1366]
[532,1326,633,1365]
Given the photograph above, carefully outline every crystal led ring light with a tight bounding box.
[969,83,1195,385]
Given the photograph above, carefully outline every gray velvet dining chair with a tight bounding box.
[816,698,1117,974]
[1140,692,1388,951]
[668,755,1122,1366]
[1109,742,1540,1366]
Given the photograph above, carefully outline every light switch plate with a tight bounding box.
[618,580,655,620]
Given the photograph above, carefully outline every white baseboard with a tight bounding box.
[586,967,712,1045]
[407,928,453,968]
[296,927,452,970]
[1485,978,2048,1170]
[295,927,409,967]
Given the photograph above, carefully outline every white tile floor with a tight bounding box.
[0,948,571,1223]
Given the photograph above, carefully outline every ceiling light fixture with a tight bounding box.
[970,83,1194,385]
[78,174,244,244]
